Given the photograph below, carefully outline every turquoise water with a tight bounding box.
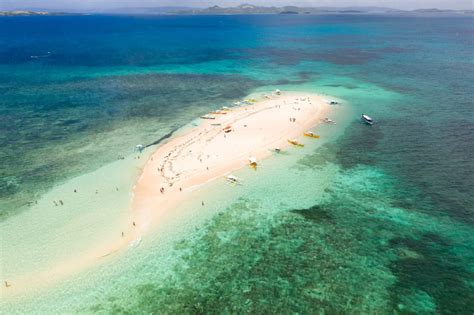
[1,15,473,313]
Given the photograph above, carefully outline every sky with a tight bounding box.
[1,0,472,11]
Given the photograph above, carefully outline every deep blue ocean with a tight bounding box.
[0,14,473,313]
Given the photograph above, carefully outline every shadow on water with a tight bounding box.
[145,127,179,148]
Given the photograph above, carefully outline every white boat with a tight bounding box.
[129,237,142,248]
[275,89,281,95]
[200,114,216,120]
[274,147,281,153]
[321,117,336,124]
[226,175,243,185]
[135,144,144,152]
[361,114,374,125]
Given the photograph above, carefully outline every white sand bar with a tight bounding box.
[132,91,331,233]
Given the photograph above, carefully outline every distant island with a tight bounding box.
[173,4,472,16]
[0,10,49,16]
[1,4,472,16]
[0,10,79,16]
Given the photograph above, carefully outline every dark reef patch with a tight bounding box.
[291,204,334,223]
[389,233,474,314]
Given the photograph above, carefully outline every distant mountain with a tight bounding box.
[188,4,280,15]
[2,5,471,17]
[174,4,471,15]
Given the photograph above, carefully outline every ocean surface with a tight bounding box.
[0,14,473,313]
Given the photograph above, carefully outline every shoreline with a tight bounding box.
[1,90,333,299]
[131,91,332,237]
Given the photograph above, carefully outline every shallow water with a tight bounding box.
[1,14,473,313]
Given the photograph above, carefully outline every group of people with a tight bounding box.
[53,200,64,206]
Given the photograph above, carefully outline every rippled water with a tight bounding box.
[1,14,473,313]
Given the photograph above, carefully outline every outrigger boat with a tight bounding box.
[288,139,304,147]
[200,114,216,120]
[226,175,243,185]
[361,114,374,125]
[321,117,336,124]
[304,131,320,139]
[209,110,227,115]
[134,144,144,153]
[248,157,257,169]
[223,125,232,133]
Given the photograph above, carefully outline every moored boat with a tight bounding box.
[200,114,216,120]
[288,139,304,147]
[209,111,227,115]
[321,117,336,124]
[361,114,374,125]
[226,175,243,185]
[223,125,232,133]
[248,157,257,169]
[304,131,320,139]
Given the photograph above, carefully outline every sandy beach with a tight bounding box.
[1,90,332,298]
[131,91,331,235]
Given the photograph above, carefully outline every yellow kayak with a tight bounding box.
[288,139,304,147]
[304,132,320,139]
